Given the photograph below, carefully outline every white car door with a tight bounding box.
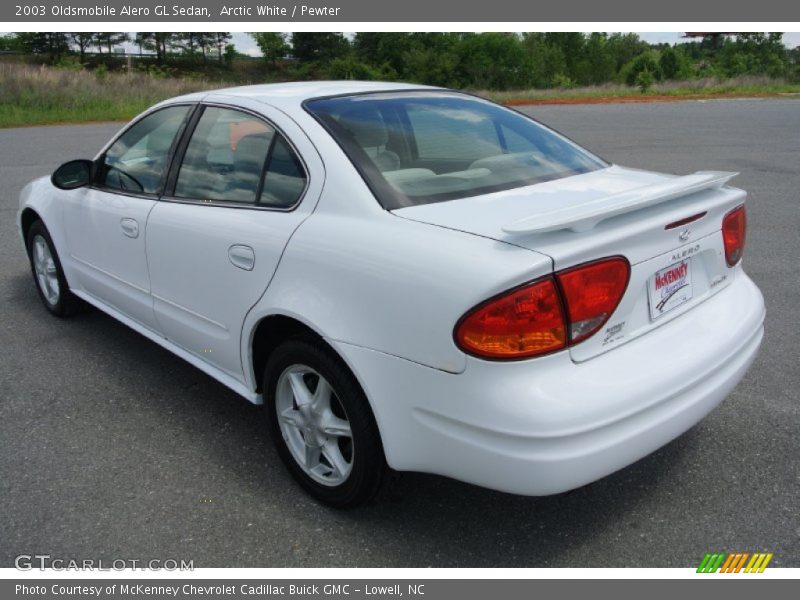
[62,105,193,329]
[145,99,324,382]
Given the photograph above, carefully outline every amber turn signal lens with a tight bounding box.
[455,277,567,359]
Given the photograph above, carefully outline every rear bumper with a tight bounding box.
[332,271,765,495]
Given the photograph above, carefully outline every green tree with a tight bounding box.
[353,33,415,76]
[457,33,530,90]
[93,33,129,54]
[522,33,567,88]
[621,51,664,86]
[716,33,788,78]
[290,33,350,63]
[326,57,388,80]
[580,33,617,85]
[195,33,216,62]
[0,34,19,51]
[211,32,232,64]
[660,47,679,79]
[607,33,650,73]
[135,33,174,63]
[175,33,205,58]
[13,33,70,60]
[251,32,288,67]
[636,66,655,92]
[400,33,462,87]
[543,33,586,81]
[68,33,94,60]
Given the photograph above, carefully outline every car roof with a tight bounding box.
[166,81,444,114]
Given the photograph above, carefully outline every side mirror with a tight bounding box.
[51,159,94,190]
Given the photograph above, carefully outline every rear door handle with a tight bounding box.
[228,245,255,271]
[120,218,139,238]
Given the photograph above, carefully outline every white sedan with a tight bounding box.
[17,82,765,507]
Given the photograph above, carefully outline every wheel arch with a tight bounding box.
[249,313,329,394]
[20,207,43,247]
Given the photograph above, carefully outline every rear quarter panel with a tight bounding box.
[243,206,553,378]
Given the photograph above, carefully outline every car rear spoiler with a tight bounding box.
[502,171,738,234]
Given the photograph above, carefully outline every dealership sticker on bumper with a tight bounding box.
[648,259,693,320]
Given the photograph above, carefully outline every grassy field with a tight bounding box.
[1,62,798,128]
[483,76,800,105]
[0,62,224,128]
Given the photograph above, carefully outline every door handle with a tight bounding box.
[120,218,139,238]
[228,245,255,271]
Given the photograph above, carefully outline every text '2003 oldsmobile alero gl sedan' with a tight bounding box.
[18,82,765,506]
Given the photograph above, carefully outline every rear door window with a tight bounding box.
[175,107,275,204]
[173,106,306,208]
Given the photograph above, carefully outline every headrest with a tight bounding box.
[336,105,389,148]
[234,133,271,173]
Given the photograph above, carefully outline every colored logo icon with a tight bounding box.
[697,552,773,573]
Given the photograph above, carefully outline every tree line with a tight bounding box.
[2,32,797,90]
[1,33,234,63]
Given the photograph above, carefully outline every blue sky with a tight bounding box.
[231,32,800,56]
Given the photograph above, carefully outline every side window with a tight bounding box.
[406,105,502,162]
[259,135,307,208]
[99,105,190,195]
[175,107,275,204]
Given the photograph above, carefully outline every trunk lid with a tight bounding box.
[393,165,746,361]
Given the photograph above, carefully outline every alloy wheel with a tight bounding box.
[275,364,354,486]
[32,234,60,306]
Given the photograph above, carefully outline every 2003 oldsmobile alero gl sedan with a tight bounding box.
[18,82,765,507]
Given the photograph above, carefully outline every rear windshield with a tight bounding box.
[305,91,607,209]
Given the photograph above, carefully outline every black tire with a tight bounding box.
[264,335,387,508]
[26,220,84,317]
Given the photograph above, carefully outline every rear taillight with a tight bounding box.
[556,257,630,344]
[722,205,746,266]
[455,257,630,360]
[454,278,567,359]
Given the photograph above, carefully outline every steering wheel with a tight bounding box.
[106,166,145,194]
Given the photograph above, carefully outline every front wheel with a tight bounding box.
[26,220,83,317]
[264,336,387,507]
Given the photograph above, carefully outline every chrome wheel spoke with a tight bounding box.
[304,443,321,469]
[287,371,313,407]
[34,239,45,264]
[311,377,333,411]
[320,413,352,438]
[322,441,351,479]
[279,407,305,429]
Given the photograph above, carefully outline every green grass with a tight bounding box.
[480,76,800,104]
[1,62,798,128]
[0,62,225,128]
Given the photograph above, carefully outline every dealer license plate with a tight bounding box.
[647,259,693,320]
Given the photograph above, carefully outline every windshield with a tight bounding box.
[305,91,607,209]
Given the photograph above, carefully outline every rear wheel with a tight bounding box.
[264,336,387,507]
[26,220,83,317]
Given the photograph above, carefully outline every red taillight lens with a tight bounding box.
[556,257,630,344]
[722,205,746,266]
[455,257,631,360]
[455,277,567,359]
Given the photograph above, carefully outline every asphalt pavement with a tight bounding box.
[1,99,798,567]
